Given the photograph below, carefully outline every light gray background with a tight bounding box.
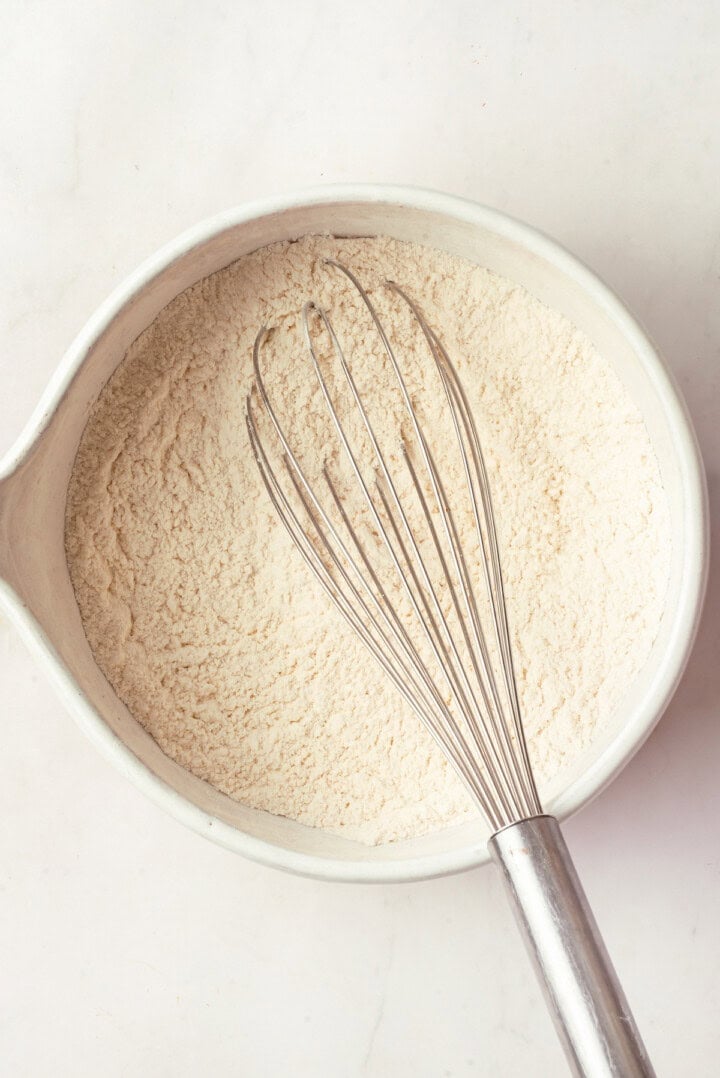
[1,3,718,1075]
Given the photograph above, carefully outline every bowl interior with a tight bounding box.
[0,195,703,880]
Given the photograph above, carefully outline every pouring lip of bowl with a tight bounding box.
[0,184,709,883]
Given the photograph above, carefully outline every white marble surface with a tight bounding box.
[1,3,719,1075]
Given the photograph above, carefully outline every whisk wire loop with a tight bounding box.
[246,262,541,830]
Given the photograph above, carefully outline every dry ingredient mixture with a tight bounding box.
[65,236,670,844]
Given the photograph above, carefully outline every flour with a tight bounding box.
[64,236,670,845]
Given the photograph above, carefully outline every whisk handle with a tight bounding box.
[489,814,655,1077]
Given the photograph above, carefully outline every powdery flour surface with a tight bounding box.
[65,236,670,844]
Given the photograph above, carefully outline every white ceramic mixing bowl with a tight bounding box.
[0,186,707,882]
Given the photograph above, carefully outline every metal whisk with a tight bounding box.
[246,261,655,1078]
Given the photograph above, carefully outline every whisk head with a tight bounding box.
[245,260,541,832]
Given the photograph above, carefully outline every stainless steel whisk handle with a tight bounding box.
[489,815,655,1077]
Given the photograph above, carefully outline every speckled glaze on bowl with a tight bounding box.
[0,186,708,882]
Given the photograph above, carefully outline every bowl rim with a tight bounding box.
[0,184,709,883]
